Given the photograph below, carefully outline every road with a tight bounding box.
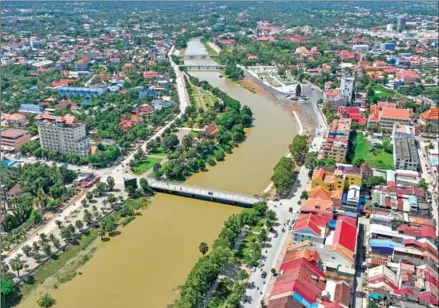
[243,84,327,307]
[3,53,191,276]
[418,139,439,236]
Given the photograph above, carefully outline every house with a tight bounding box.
[109,57,120,63]
[247,54,259,60]
[396,70,421,84]
[368,105,413,130]
[55,100,78,111]
[120,114,142,131]
[1,113,29,127]
[314,218,358,275]
[292,213,329,245]
[75,56,89,71]
[268,257,326,308]
[337,106,367,125]
[217,38,235,45]
[51,79,74,88]
[18,104,42,115]
[143,71,160,79]
[205,123,218,136]
[139,104,154,115]
[419,107,439,126]
[0,128,31,151]
[152,99,176,110]
[7,185,24,198]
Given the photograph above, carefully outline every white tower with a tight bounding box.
[341,75,355,104]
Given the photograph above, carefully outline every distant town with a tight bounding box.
[0,2,438,308]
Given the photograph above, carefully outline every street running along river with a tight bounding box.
[19,38,298,308]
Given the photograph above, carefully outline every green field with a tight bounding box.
[132,157,162,175]
[21,229,98,296]
[148,147,167,157]
[353,134,394,170]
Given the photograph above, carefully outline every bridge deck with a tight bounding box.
[149,180,261,206]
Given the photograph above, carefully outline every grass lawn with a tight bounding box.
[372,86,400,101]
[124,197,150,210]
[353,134,394,170]
[148,147,167,157]
[237,233,258,261]
[132,157,162,175]
[21,229,98,296]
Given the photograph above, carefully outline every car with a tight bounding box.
[251,267,257,272]
[273,233,278,238]
[208,192,213,196]
[261,271,267,278]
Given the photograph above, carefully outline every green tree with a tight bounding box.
[100,216,117,236]
[417,179,429,192]
[300,191,308,200]
[289,135,309,163]
[106,176,115,191]
[38,293,56,308]
[98,228,106,240]
[86,192,93,201]
[139,178,150,195]
[364,176,386,188]
[83,209,93,225]
[199,242,209,256]
[22,245,32,257]
[10,255,26,277]
[32,241,41,256]
[1,277,21,307]
[41,242,52,257]
[353,157,365,167]
[75,219,84,230]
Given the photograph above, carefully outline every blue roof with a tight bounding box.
[19,104,41,114]
[369,239,404,249]
[345,211,358,217]
[328,220,336,230]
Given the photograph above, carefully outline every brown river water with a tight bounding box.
[19,39,297,308]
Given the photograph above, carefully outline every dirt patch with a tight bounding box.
[239,77,270,96]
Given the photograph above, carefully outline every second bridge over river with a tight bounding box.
[148,180,262,207]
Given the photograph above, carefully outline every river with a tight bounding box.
[19,38,298,308]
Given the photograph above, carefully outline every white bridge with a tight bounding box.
[179,64,224,70]
[148,180,262,207]
[181,54,218,60]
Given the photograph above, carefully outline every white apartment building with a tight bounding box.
[340,75,355,104]
[36,113,89,156]
[392,124,420,171]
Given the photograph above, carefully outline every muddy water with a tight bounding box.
[20,39,297,308]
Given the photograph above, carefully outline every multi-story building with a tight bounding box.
[397,15,407,32]
[319,118,352,163]
[0,128,31,151]
[58,86,108,97]
[340,75,355,104]
[368,106,413,130]
[393,124,420,171]
[35,113,89,156]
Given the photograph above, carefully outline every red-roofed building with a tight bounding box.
[51,79,74,88]
[139,104,154,115]
[55,100,78,111]
[368,105,413,129]
[396,70,421,84]
[337,106,367,125]
[268,257,326,308]
[419,107,439,126]
[292,213,328,245]
[218,39,235,45]
[247,54,259,60]
[255,36,276,43]
[397,225,436,242]
[205,123,218,136]
[143,71,160,79]
[333,219,357,254]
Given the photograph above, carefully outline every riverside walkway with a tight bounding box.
[148,180,261,207]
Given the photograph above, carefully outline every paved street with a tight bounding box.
[3,56,190,276]
[243,84,327,307]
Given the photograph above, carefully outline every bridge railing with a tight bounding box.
[149,180,261,201]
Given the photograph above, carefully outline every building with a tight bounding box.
[75,56,89,71]
[320,119,352,163]
[368,105,413,130]
[58,87,108,97]
[393,124,420,171]
[139,88,159,99]
[18,103,42,115]
[0,113,29,127]
[32,60,53,68]
[0,128,31,151]
[35,113,89,156]
[419,107,439,126]
[292,213,328,246]
[340,75,355,104]
[397,15,407,32]
[352,44,369,52]
[381,43,397,51]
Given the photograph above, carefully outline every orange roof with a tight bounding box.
[293,214,323,236]
[330,190,343,200]
[312,168,326,180]
[282,248,319,264]
[421,107,439,121]
[308,186,331,200]
[302,198,333,211]
[287,241,313,251]
[380,107,412,121]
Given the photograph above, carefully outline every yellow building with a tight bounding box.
[311,166,362,194]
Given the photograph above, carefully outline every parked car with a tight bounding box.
[261,271,267,278]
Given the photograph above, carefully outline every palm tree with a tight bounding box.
[32,241,41,256]
[83,210,93,225]
[98,228,106,240]
[10,254,26,277]
[75,219,84,230]
[81,198,88,207]
[55,220,63,229]
[22,245,32,257]
[39,233,48,243]
[42,243,52,257]
[38,293,56,308]
[198,242,209,256]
